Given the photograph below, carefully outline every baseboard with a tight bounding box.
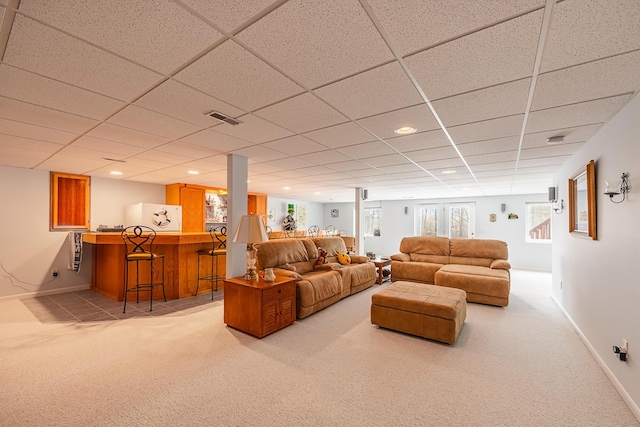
[0,284,91,302]
[551,296,640,422]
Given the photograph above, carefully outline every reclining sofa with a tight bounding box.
[256,237,376,318]
[390,236,511,306]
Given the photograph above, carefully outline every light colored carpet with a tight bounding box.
[1,270,638,426]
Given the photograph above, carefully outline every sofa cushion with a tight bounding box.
[449,238,508,267]
[400,236,450,264]
[435,264,510,300]
[257,238,314,273]
[311,237,348,264]
[296,270,343,308]
[391,260,444,284]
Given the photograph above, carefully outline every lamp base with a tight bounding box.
[245,244,258,281]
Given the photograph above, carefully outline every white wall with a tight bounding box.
[0,168,166,299]
[552,93,640,413]
[323,194,552,270]
[268,196,324,231]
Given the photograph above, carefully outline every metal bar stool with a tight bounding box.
[121,225,166,313]
[196,226,226,299]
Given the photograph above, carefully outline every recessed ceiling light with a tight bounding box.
[283,186,291,190]
[394,126,417,135]
[110,171,123,176]
[187,170,199,175]
[442,170,456,174]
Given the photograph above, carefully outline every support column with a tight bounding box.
[227,154,249,279]
[355,187,364,256]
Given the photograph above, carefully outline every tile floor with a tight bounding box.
[21,289,224,323]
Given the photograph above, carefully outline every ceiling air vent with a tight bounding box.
[206,111,242,126]
[102,157,126,163]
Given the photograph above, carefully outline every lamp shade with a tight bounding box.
[233,215,268,244]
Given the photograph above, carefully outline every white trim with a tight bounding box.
[0,284,91,302]
[551,296,640,423]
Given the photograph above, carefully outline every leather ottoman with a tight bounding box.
[371,281,467,344]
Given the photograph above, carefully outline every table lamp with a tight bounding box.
[233,215,268,280]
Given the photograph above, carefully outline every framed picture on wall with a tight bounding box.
[331,209,339,218]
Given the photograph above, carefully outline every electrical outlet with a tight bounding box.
[622,339,628,353]
[52,269,58,277]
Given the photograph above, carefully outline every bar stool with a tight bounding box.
[121,225,166,313]
[196,226,226,299]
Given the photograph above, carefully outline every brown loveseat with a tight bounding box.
[390,236,511,306]
[256,237,376,318]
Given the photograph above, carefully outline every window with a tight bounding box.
[417,203,475,238]
[364,207,381,236]
[525,202,552,243]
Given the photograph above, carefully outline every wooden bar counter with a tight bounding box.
[83,232,225,301]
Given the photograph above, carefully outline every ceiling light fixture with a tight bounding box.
[546,135,565,144]
[394,126,417,135]
[188,170,199,175]
[442,170,456,174]
[110,171,123,176]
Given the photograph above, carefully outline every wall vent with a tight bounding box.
[206,111,242,126]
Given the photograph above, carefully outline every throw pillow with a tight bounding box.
[337,252,351,265]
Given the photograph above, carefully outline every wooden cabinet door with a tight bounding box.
[180,186,205,232]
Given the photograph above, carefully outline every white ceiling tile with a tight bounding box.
[182,0,275,32]
[406,10,542,100]
[107,105,202,139]
[212,114,293,144]
[181,157,228,173]
[470,162,515,172]
[72,136,145,158]
[0,133,63,153]
[523,124,601,149]
[179,129,254,152]
[362,154,412,168]
[315,62,423,119]
[417,157,466,171]
[293,165,337,176]
[0,117,77,144]
[540,0,640,72]
[525,95,631,133]
[254,92,347,133]
[517,157,570,168]
[447,115,524,144]
[132,149,195,165]
[262,135,326,156]
[385,129,450,153]
[175,40,303,112]
[156,141,222,158]
[519,143,585,160]
[326,160,371,173]
[303,122,376,148]
[4,15,161,101]
[135,79,246,127]
[357,104,440,139]
[236,0,394,88]
[432,79,531,127]
[377,163,423,174]
[0,145,49,168]
[532,51,640,110]
[337,141,397,159]
[297,150,352,165]
[18,0,223,74]
[87,123,169,149]
[369,0,544,55]
[0,64,123,119]
[0,96,98,133]
[263,157,317,170]
[230,145,286,162]
[465,151,517,165]
[404,148,460,164]
[456,136,520,157]
[36,154,107,174]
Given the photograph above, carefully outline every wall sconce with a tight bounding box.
[604,173,630,203]
[552,199,564,214]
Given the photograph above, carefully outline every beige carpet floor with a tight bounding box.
[1,270,638,426]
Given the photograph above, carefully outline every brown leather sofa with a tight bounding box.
[256,237,376,318]
[390,236,511,306]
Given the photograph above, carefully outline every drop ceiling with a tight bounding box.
[0,0,639,203]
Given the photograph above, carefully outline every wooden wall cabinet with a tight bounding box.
[50,172,90,231]
[167,183,267,232]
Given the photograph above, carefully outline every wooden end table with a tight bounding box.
[371,258,391,285]
[223,276,296,338]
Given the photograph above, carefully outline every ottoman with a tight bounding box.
[371,281,467,344]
